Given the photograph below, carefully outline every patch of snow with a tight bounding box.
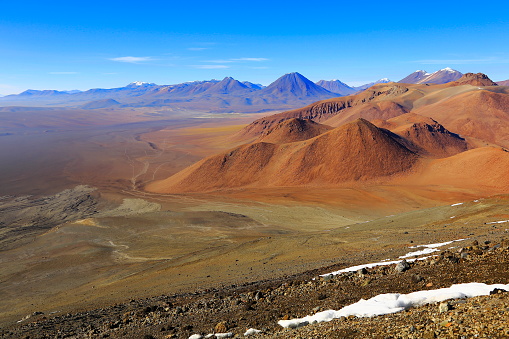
[409,239,466,249]
[486,220,509,224]
[321,257,428,277]
[399,248,439,258]
[130,81,148,86]
[321,239,466,277]
[215,333,233,338]
[244,328,262,336]
[451,216,456,219]
[278,283,509,328]
[442,67,456,72]
[451,203,463,206]
[189,335,203,339]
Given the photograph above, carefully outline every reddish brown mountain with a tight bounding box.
[256,118,332,144]
[406,147,509,192]
[497,80,509,86]
[234,83,413,140]
[146,119,418,193]
[323,101,408,127]
[448,73,498,87]
[414,90,509,148]
[373,113,468,158]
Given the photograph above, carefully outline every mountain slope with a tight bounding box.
[398,70,429,84]
[497,80,509,86]
[374,113,468,158]
[414,90,509,148]
[353,78,391,91]
[146,119,418,193]
[201,77,252,95]
[448,73,498,87]
[235,83,413,140]
[256,118,332,144]
[399,68,463,84]
[257,72,338,100]
[315,80,356,96]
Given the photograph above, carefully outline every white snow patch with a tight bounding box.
[451,203,463,206]
[399,248,440,258]
[189,335,203,339]
[244,328,262,336]
[409,239,466,249]
[215,333,233,338]
[321,239,466,277]
[321,257,428,277]
[450,216,456,219]
[130,81,148,86]
[278,283,509,328]
[486,220,509,224]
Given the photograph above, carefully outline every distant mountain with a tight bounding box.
[398,70,429,84]
[16,89,70,97]
[353,78,391,91]
[399,68,463,84]
[257,72,337,99]
[242,81,264,90]
[315,79,356,96]
[497,80,509,86]
[201,77,253,95]
[80,98,121,109]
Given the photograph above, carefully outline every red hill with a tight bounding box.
[374,113,468,158]
[146,119,418,193]
[414,90,509,148]
[448,73,498,87]
[257,118,332,144]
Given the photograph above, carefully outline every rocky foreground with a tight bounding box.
[2,239,509,338]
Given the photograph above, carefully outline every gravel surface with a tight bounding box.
[2,239,509,338]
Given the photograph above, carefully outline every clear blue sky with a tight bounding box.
[1,0,509,94]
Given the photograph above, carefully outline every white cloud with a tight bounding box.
[188,47,208,51]
[205,59,235,63]
[231,58,269,62]
[48,72,78,75]
[192,65,230,69]
[109,56,154,63]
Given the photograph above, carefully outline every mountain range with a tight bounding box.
[146,72,509,194]
[1,69,506,113]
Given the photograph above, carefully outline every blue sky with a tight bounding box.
[1,0,509,94]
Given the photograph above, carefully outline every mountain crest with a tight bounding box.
[450,73,498,87]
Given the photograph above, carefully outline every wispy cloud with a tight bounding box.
[109,56,154,63]
[413,57,509,65]
[249,66,269,69]
[49,71,78,75]
[205,59,235,63]
[191,65,230,69]
[188,47,208,51]
[231,58,269,62]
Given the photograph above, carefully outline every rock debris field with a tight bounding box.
[3,239,509,338]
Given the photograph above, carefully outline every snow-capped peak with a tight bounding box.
[441,67,456,73]
[379,78,390,82]
[130,81,148,86]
